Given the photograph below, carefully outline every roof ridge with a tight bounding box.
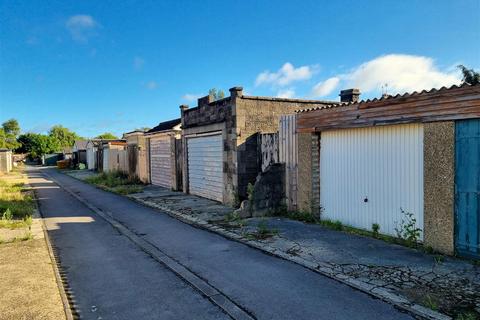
[296,82,476,113]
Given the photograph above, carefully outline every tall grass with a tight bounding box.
[85,171,143,195]
[0,180,34,220]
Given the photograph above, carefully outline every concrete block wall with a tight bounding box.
[235,96,310,200]
[296,133,312,213]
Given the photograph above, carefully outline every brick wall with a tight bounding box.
[311,134,321,217]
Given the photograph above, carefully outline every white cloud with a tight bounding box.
[311,77,340,98]
[276,88,295,98]
[145,81,158,90]
[255,62,314,87]
[182,93,201,102]
[134,57,145,70]
[66,15,98,43]
[344,54,461,94]
[309,54,461,99]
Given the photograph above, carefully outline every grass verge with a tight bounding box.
[0,179,35,220]
[85,171,144,195]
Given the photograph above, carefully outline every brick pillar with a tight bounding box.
[311,133,321,217]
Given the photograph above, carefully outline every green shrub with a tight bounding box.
[2,208,13,221]
[394,209,422,247]
[85,171,143,195]
[287,211,319,223]
[372,223,380,238]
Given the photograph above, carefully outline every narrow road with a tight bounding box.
[31,167,413,320]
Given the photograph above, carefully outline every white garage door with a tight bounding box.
[320,123,424,238]
[87,148,96,170]
[150,136,172,188]
[187,134,223,202]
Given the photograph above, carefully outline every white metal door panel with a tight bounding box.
[187,134,223,202]
[103,149,109,172]
[87,148,96,169]
[150,136,172,188]
[320,123,424,238]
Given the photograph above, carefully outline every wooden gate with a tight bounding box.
[455,119,480,259]
[97,148,103,172]
[279,114,298,211]
[127,144,138,177]
[175,138,183,191]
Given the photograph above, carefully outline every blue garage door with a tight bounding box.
[455,119,480,259]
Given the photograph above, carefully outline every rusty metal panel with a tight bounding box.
[297,85,480,132]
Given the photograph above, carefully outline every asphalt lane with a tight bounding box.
[29,168,229,320]
[35,167,413,320]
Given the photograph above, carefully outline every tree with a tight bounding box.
[48,125,81,151]
[95,132,118,140]
[17,133,56,158]
[208,88,225,102]
[458,65,480,85]
[1,119,21,150]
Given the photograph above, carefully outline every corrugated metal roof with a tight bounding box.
[73,140,88,150]
[296,83,475,113]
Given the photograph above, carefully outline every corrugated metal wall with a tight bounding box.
[279,115,298,211]
[320,123,424,238]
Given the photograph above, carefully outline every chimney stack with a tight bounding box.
[229,86,243,99]
[339,88,361,103]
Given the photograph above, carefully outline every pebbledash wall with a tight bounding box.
[181,87,332,206]
[296,84,480,255]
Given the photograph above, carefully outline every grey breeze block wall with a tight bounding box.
[181,90,325,206]
[235,97,316,202]
[423,121,455,254]
[180,96,238,205]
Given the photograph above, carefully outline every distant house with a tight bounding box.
[144,119,182,190]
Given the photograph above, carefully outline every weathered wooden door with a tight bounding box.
[279,115,297,211]
[127,144,138,176]
[455,119,480,259]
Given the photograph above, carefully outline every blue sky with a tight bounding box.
[1,0,479,138]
